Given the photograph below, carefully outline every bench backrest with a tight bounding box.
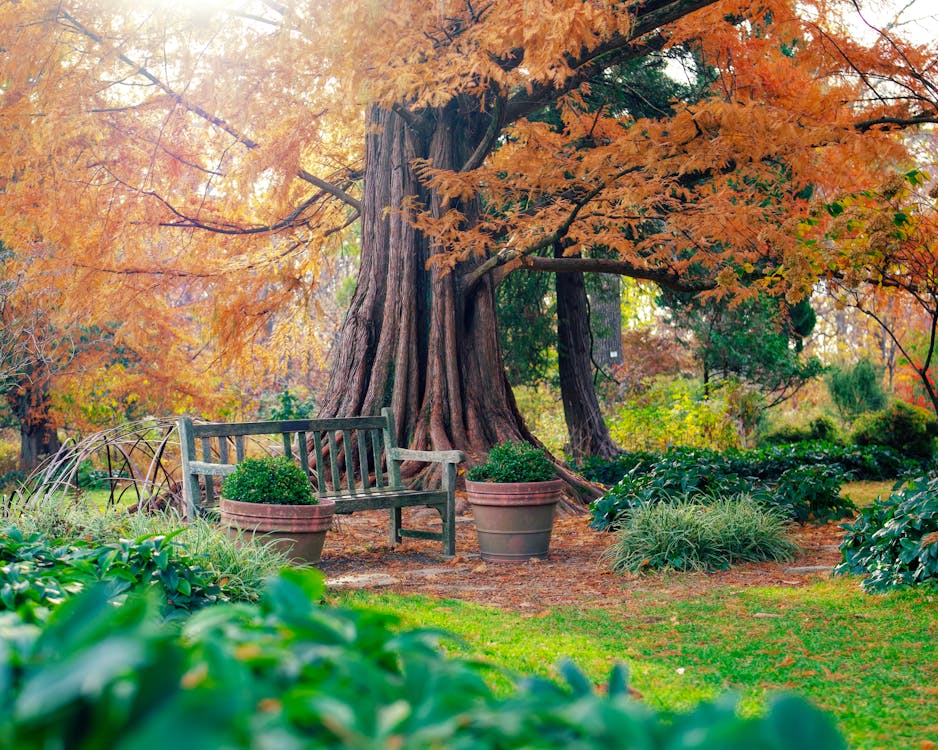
[178,408,404,517]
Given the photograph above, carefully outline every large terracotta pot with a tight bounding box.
[220,496,336,565]
[465,479,563,562]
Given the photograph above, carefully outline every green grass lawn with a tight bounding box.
[841,479,901,508]
[335,578,938,750]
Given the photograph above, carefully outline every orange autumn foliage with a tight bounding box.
[0,0,935,442]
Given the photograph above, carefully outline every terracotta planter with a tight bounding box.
[220,496,336,565]
[466,479,563,562]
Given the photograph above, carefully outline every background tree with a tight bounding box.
[827,358,888,422]
[661,292,824,406]
[819,168,938,413]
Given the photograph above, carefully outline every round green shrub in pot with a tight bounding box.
[220,456,334,565]
[465,441,562,562]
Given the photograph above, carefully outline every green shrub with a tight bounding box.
[574,452,658,485]
[0,433,19,477]
[588,446,862,530]
[582,442,914,494]
[827,358,887,421]
[603,495,799,573]
[762,416,840,446]
[466,441,555,483]
[0,527,231,622]
[774,466,855,524]
[835,474,938,592]
[3,496,287,602]
[851,400,938,460]
[608,376,740,452]
[220,455,317,505]
[0,568,846,749]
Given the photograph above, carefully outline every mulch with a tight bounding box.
[317,496,847,612]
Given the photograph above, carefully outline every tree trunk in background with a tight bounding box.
[589,276,622,372]
[555,246,620,460]
[7,377,61,473]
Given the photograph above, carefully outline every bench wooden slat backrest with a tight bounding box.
[178,410,418,516]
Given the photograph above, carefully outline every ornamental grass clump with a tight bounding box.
[220,456,317,505]
[466,441,555,483]
[603,494,799,573]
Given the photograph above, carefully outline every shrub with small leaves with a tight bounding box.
[466,441,555,483]
[761,416,841,446]
[220,455,317,505]
[851,400,938,461]
[835,474,938,592]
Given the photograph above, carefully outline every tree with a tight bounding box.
[819,168,938,414]
[0,260,61,472]
[661,291,824,406]
[827,358,888,422]
[1,0,937,497]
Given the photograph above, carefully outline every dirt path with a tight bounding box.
[318,500,847,611]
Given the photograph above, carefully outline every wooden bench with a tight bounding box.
[177,408,464,557]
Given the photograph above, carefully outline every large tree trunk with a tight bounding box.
[318,104,601,503]
[555,247,620,460]
[318,104,529,459]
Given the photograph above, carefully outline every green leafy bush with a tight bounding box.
[220,455,317,505]
[466,441,555,483]
[585,440,924,531]
[575,452,658,485]
[608,376,741,452]
[588,446,859,531]
[603,495,799,573]
[0,568,846,749]
[773,466,855,525]
[0,527,232,622]
[827,358,887,421]
[761,416,840,446]
[835,474,938,592]
[4,497,288,603]
[851,400,938,461]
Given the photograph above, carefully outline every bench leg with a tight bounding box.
[389,507,402,547]
[441,504,455,558]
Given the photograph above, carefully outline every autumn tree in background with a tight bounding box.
[1,0,937,494]
[818,167,938,414]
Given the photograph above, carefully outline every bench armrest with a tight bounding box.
[388,447,464,465]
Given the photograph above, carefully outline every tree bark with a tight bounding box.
[7,377,61,474]
[317,104,603,504]
[318,104,529,458]
[555,247,620,460]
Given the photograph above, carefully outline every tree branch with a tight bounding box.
[59,10,362,214]
[519,256,713,292]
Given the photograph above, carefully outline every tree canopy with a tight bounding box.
[1,0,936,475]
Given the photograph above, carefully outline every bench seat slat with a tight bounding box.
[331,490,448,514]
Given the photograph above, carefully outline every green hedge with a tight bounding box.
[0,569,847,749]
[0,527,235,622]
[588,447,859,531]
